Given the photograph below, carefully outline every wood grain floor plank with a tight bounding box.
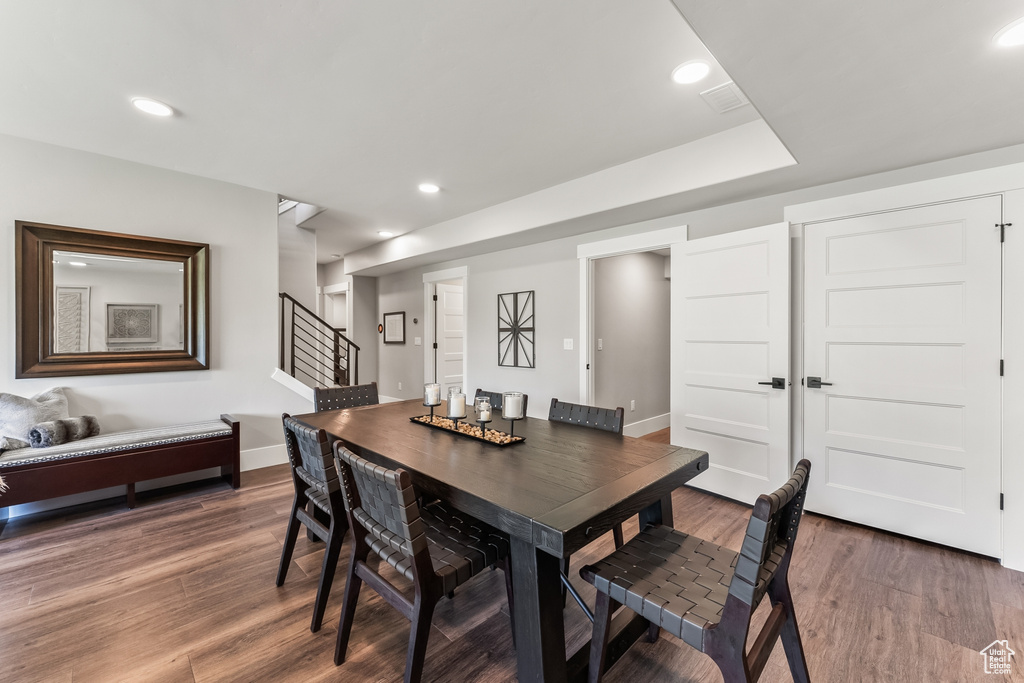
[2,466,1023,682]
[922,548,999,651]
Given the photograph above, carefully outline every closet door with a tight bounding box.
[803,197,1002,556]
[677,222,791,503]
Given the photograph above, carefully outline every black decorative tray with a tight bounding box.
[409,414,525,446]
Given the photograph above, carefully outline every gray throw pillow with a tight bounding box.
[0,387,70,452]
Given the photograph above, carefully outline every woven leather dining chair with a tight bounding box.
[313,382,379,412]
[580,460,812,683]
[473,389,528,415]
[548,398,627,608]
[332,442,516,683]
[276,414,349,632]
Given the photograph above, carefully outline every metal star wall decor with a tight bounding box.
[498,290,535,368]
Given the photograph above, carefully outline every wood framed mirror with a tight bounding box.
[15,220,210,378]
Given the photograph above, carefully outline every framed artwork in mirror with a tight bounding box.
[383,311,405,344]
[15,220,210,378]
[498,290,535,368]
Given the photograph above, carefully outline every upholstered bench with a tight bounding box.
[0,414,240,529]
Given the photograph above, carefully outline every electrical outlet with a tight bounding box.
[630,399,636,412]
[597,338,603,351]
[398,382,403,391]
[563,338,573,350]
[414,336,422,346]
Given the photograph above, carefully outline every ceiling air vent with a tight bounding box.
[700,81,750,114]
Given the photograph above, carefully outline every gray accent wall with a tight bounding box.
[593,252,670,424]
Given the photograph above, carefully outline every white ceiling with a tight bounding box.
[3,1,1024,268]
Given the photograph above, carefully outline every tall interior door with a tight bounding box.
[678,222,791,503]
[803,197,1002,556]
[435,281,464,395]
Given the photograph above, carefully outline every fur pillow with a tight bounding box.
[0,387,70,452]
[29,416,100,448]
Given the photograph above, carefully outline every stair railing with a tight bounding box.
[279,292,359,387]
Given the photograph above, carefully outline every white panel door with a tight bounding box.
[803,197,1002,556]
[436,282,464,395]
[679,222,791,503]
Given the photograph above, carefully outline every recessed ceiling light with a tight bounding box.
[995,16,1024,47]
[418,183,440,194]
[69,261,88,267]
[131,97,174,117]
[672,60,711,85]
[330,253,342,259]
[378,231,395,237]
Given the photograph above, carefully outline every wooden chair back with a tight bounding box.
[334,445,428,564]
[548,398,624,435]
[726,458,811,609]
[282,414,340,496]
[314,382,380,412]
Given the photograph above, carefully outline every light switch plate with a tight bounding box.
[563,338,573,350]
[414,336,422,346]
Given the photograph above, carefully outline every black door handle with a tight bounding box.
[806,376,832,389]
[758,378,786,390]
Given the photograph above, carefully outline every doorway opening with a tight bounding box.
[423,267,469,397]
[578,226,687,438]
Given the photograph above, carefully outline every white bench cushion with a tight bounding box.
[0,421,232,469]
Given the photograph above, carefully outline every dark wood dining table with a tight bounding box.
[295,399,708,683]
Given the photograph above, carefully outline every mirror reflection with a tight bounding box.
[52,251,185,353]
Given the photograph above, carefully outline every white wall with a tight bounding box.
[278,206,318,311]
[0,134,311,516]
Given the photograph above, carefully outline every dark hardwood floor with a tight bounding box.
[1,430,1021,682]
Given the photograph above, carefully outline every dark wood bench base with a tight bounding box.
[0,414,240,532]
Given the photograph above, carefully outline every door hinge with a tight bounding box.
[586,363,590,370]
[432,342,438,349]
[1000,493,1004,511]
[432,294,438,301]
[999,222,1013,242]
[1001,359,1005,376]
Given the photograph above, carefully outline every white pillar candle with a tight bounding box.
[479,405,491,421]
[503,393,523,420]
[448,392,466,418]
[424,383,440,405]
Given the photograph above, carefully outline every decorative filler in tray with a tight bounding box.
[409,413,525,446]
[414,383,526,445]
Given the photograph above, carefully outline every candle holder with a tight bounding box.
[423,383,442,422]
[502,391,525,438]
[505,414,523,440]
[447,387,467,428]
[475,398,493,437]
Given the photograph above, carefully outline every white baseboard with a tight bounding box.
[623,412,671,438]
[378,395,405,403]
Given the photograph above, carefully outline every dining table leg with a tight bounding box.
[511,536,567,683]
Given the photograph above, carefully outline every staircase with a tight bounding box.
[279,292,359,388]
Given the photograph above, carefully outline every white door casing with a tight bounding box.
[437,281,464,396]
[803,197,1002,556]
[677,222,792,503]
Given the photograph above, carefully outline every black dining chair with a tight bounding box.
[276,414,349,632]
[580,460,812,683]
[332,442,516,683]
[473,389,528,415]
[314,382,379,412]
[548,398,627,609]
